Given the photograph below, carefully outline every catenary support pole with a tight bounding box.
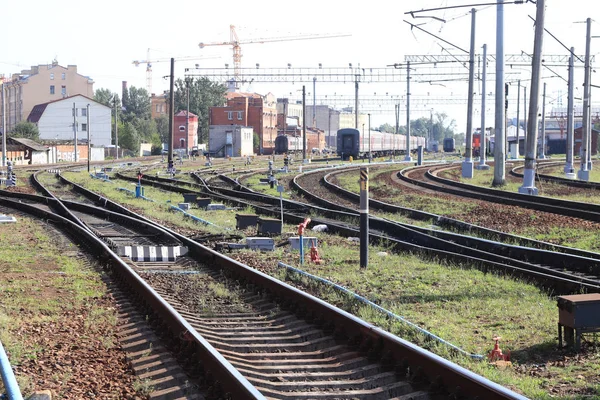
[87,104,90,172]
[493,0,506,186]
[302,85,306,161]
[114,97,119,160]
[565,47,576,177]
[463,8,476,178]
[405,62,412,161]
[1,82,5,167]
[523,86,527,157]
[368,113,371,162]
[73,102,78,162]
[359,167,369,269]
[519,0,545,195]
[587,50,593,171]
[477,43,490,170]
[354,76,359,129]
[516,80,521,158]
[539,82,547,159]
[168,58,175,171]
[578,18,591,181]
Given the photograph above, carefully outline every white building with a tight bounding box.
[27,95,112,147]
[208,125,254,158]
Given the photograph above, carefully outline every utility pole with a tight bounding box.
[519,0,545,195]
[493,0,506,186]
[113,97,119,160]
[368,113,372,162]
[87,104,90,172]
[539,82,547,159]
[313,77,317,128]
[578,18,592,181]
[168,58,175,171]
[477,43,490,170]
[405,61,412,161]
[565,47,576,177]
[1,82,5,167]
[302,85,306,161]
[463,8,476,178]
[429,109,433,151]
[73,102,78,163]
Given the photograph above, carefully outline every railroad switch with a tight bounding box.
[488,336,511,362]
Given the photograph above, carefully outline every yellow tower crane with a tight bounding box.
[132,50,220,94]
[199,25,351,88]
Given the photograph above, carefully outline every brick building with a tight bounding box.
[210,92,277,154]
[173,111,198,153]
[151,91,169,120]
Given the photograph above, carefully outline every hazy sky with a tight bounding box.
[2,0,596,132]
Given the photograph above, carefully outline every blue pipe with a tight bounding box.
[277,262,484,360]
[0,340,24,400]
[116,187,155,202]
[169,205,219,227]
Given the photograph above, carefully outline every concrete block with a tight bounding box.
[0,214,16,223]
[289,236,318,250]
[206,203,226,210]
[178,203,190,211]
[246,237,275,251]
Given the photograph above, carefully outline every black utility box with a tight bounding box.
[236,214,259,230]
[257,217,282,235]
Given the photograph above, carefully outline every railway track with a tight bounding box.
[398,163,600,222]
[0,167,530,399]
[107,165,600,295]
[510,161,600,190]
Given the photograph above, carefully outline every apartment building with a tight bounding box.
[1,61,94,131]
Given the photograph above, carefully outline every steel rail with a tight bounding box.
[398,164,600,222]
[49,173,529,400]
[0,194,264,399]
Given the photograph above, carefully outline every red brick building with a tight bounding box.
[173,111,198,152]
[209,92,277,154]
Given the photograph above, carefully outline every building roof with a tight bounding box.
[175,110,198,118]
[27,94,108,123]
[226,92,262,100]
[9,137,48,151]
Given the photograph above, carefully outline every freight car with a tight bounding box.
[336,128,425,160]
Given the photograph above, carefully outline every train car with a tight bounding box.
[443,137,456,152]
[274,135,302,154]
[337,128,425,159]
[472,131,490,157]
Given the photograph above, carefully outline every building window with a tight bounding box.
[61,86,66,96]
[81,108,87,117]
[81,123,87,132]
[50,73,54,80]
[50,85,55,95]
[227,111,233,120]
[61,73,66,80]
[156,104,160,112]
[237,111,243,120]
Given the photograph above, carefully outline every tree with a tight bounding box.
[174,77,226,144]
[94,88,119,108]
[154,115,169,145]
[378,123,396,133]
[9,122,39,141]
[119,122,141,152]
[122,86,150,122]
[132,118,157,142]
